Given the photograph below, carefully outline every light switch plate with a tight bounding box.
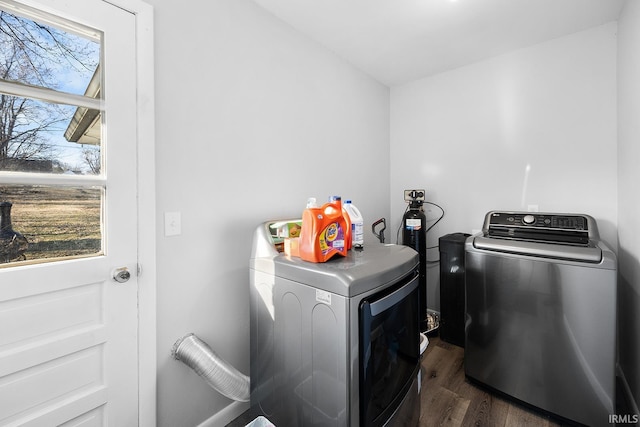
[164,211,181,236]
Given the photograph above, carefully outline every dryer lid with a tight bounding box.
[271,243,419,297]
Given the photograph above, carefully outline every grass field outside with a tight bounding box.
[1,185,102,264]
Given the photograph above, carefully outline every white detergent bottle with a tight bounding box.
[343,200,364,248]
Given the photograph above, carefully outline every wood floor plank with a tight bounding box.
[458,385,511,427]
[420,385,470,427]
[505,403,554,427]
[422,344,463,391]
[420,336,564,427]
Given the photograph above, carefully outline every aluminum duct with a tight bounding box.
[171,333,250,402]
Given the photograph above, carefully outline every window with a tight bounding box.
[0,2,103,265]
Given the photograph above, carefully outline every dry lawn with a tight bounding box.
[1,185,101,262]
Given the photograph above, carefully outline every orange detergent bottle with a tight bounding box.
[299,197,349,262]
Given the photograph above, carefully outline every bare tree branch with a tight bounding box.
[0,9,98,171]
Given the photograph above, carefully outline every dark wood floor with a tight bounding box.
[419,336,567,427]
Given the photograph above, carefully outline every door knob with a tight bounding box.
[113,267,131,283]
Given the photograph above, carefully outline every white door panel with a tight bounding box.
[0,0,139,425]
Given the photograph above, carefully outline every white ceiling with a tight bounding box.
[252,0,627,86]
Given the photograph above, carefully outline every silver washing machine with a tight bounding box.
[464,211,617,427]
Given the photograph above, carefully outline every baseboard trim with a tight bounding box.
[617,364,640,416]
[196,401,250,427]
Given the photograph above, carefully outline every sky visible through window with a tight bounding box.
[0,8,101,174]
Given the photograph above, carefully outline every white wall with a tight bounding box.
[147,1,390,425]
[390,23,618,312]
[144,0,638,422]
[617,0,640,413]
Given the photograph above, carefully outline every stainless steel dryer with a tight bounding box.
[250,220,422,427]
[464,211,617,427]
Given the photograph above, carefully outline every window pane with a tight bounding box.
[0,8,100,97]
[0,96,101,174]
[0,185,102,265]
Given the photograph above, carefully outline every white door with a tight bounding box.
[0,0,139,425]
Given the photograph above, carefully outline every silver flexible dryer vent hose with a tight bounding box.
[171,333,250,402]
